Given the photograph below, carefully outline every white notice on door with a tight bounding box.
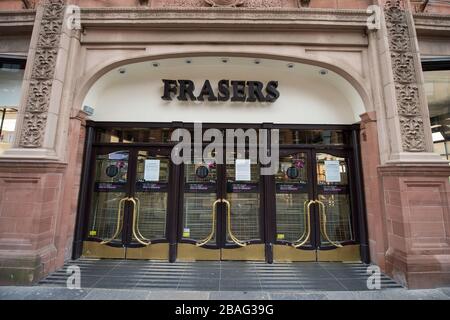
[325,160,341,183]
[144,159,160,181]
[235,159,251,181]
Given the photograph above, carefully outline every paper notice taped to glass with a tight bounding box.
[144,159,160,181]
[235,159,251,181]
[325,160,341,183]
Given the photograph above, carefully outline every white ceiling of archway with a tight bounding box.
[83,57,365,124]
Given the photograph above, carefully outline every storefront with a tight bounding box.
[0,0,449,289]
[72,57,368,263]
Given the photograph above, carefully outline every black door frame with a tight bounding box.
[77,145,175,256]
[73,121,369,263]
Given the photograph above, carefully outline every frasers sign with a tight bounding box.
[161,80,280,103]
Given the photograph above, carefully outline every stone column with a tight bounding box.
[372,0,450,288]
[360,112,388,270]
[0,0,85,284]
[4,0,69,160]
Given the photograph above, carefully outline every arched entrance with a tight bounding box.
[74,56,369,263]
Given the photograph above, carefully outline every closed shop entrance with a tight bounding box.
[76,123,368,263]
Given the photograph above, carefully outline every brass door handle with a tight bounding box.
[292,200,314,248]
[133,197,150,242]
[223,198,247,247]
[130,197,151,246]
[100,197,127,245]
[196,199,221,247]
[316,199,343,248]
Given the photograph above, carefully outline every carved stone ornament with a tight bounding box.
[395,84,420,116]
[391,52,415,84]
[384,0,426,152]
[298,0,311,8]
[19,0,66,148]
[26,81,52,113]
[163,0,282,7]
[20,113,48,148]
[31,48,58,79]
[399,116,425,152]
[205,0,244,7]
[389,33,410,52]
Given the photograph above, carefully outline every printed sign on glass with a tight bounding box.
[144,159,160,181]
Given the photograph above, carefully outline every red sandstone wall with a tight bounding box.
[0,0,448,12]
[0,0,26,10]
[0,0,381,10]
[423,3,450,14]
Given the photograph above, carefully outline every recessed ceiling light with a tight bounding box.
[152,62,160,67]
[254,59,261,65]
[287,63,294,69]
[221,58,229,63]
[319,69,328,75]
[185,59,192,64]
[118,68,126,74]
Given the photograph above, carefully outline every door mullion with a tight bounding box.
[123,148,138,256]
[309,149,321,255]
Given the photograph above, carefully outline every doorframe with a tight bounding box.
[72,121,369,263]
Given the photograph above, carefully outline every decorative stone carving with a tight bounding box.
[298,0,310,8]
[43,1,65,18]
[37,31,60,48]
[389,33,410,52]
[162,0,206,7]
[20,113,48,148]
[26,81,52,113]
[384,0,426,152]
[391,52,415,83]
[395,84,420,115]
[399,116,425,151]
[40,19,62,34]
[205,0,244,7]
[163,0,283,7]
[31,48,58,79]
[19,0,66,148]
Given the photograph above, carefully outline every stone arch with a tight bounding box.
[73,51,373,118]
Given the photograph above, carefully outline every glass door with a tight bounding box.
[272,149,361,262]
[82,147,172,260]
[314,151,360,261]
[273,150,316,261]
[177,151,221,260]
[220,149,265,260]
[177,147,265,261]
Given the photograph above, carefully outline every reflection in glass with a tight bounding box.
[275,153,310,244]
[279,129,347,145]
[0,108,17,155]
[424,70,450,160]
[316,153,353,245]
[226,156,261,243]
[183,162,217,244]
[88,151,129,241]
[95,128,173,144]
[134,151,169,240]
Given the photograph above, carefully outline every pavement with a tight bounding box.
[1,286,450,300]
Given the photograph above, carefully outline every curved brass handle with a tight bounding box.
[292,200,314,248]
[317,200,343,248]
[223,198,247,247]
[130,197,151,246]
[133,197,150,241]
[196,199,221,247]
[100,197,127,245]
